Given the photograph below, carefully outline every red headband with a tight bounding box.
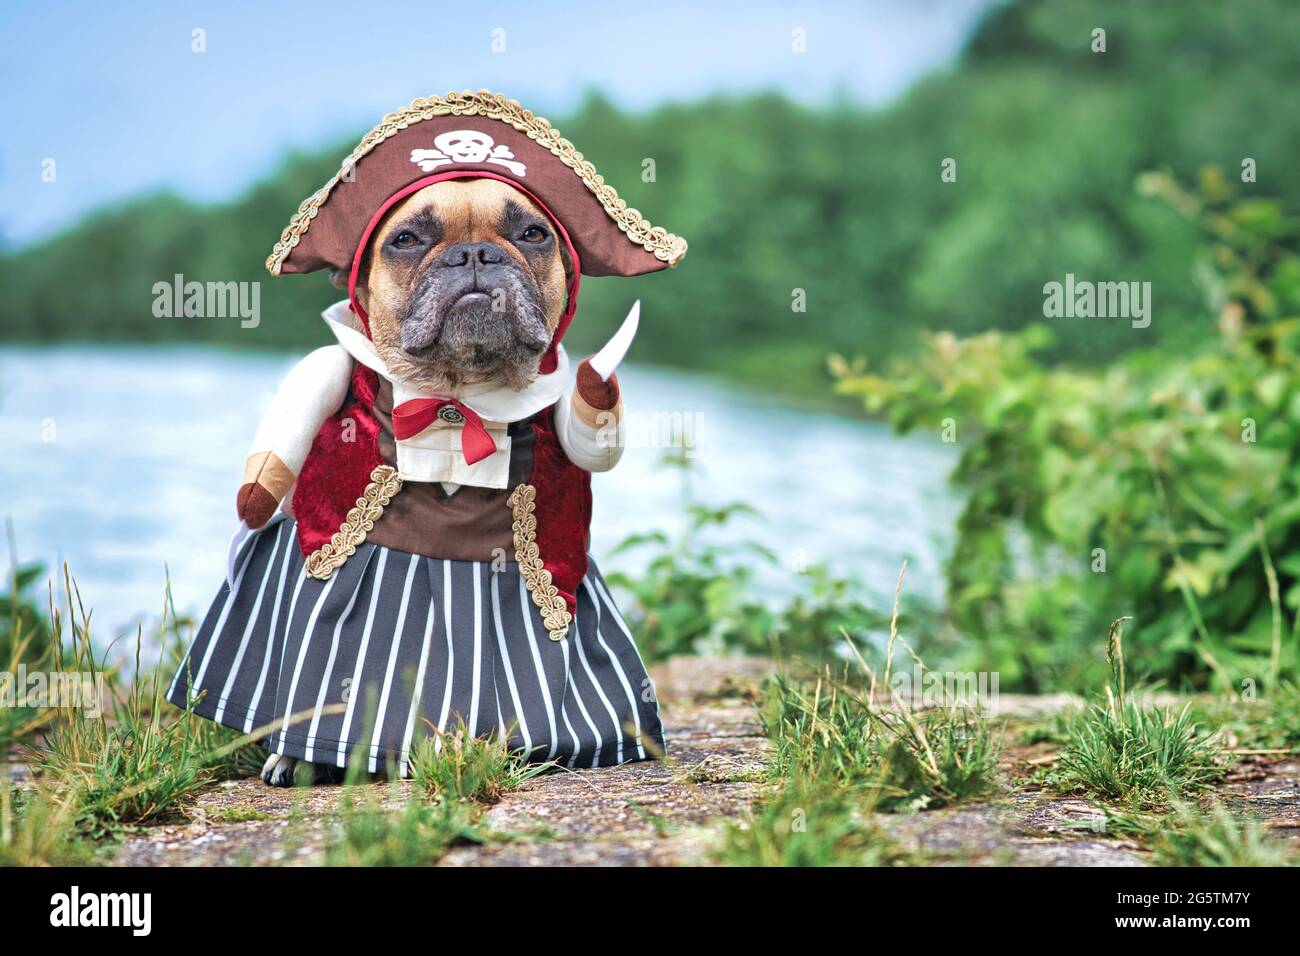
[347,171,582,375]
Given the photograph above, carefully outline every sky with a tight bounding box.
[0,0,996,247]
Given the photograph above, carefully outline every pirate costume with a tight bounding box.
[168,90,687,773]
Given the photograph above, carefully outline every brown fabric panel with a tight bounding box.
[365,380,536,561]
[374,378,398,465]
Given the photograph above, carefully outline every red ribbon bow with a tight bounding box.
[391,398,497,465]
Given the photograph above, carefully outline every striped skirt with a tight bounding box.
[167,515,665,774]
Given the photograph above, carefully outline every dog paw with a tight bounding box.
[261,753,299,787]
[260,753,347,787]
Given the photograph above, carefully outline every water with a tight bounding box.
[0,345,959,638]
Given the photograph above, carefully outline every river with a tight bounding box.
[0,345,959,640]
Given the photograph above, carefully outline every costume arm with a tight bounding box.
[555,358,624,473]
[237,345,353,528]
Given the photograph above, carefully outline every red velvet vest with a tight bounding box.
[290,363,591,626]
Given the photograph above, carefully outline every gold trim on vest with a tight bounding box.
[507,483,573,641]
[305,465,403,579]
[266,90,687,275]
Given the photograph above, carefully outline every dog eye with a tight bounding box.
[390,231,421,249]
[520,225,549,243]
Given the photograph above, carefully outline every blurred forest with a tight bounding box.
[4,0,1299,395]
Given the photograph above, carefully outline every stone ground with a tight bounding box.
[41,656,1300,866]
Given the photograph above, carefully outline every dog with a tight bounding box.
[170,93,683,788]
[257,178,613,787]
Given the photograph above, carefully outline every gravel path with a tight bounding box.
[106,658,1300,866]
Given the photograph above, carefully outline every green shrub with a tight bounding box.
[607,453,922,662]
[837,173,1300,693]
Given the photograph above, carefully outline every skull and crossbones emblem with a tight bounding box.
[409,129,527,176]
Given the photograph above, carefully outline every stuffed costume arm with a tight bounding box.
[237,345,354,528]
[555,358,624,473]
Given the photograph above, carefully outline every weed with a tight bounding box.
[34,570,264,836]
[716,782,914,866]
[407,721,551,804]
[758,564,1001,811]
[324,788,487,866]
[0,783,96,866]
[1149,803,1292,867]
[1054,620,1225,810]
[1090,802,1293,867]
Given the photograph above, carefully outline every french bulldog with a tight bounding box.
[253,178,619,787]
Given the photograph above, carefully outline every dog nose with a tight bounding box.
[437,242,505,269]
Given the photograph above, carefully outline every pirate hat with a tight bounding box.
[265,89,687,280]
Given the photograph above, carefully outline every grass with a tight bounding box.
[322,720,549,866]
[198,805,273,823]
[1,566,270,859]
[0,783,96,866]
[33,572,265,837]
[1055,697,1224,810]
[717,563,994,865]
[762,675,1000,811]
[1094,802,1293,867]
[1189,682,1300,752]
[759,564,1001,812]
[0,627,52,753]
[408,720,551,803]
[2,554,1286,869]
[1,545,57,753]
[1149,803,1292,867]
[1053,620,1226,810]
[324,789,489,866]
[716,782,914,866]
[6,566,547,866]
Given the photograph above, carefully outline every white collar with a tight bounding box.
[322,300,568,423]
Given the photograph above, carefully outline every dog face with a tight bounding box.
[354,179,570,391]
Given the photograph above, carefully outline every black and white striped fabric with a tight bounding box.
[167,515,664,773]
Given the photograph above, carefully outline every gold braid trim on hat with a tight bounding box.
[507,483,572,642]
[304,465,403,579]
[267,90,688,275]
